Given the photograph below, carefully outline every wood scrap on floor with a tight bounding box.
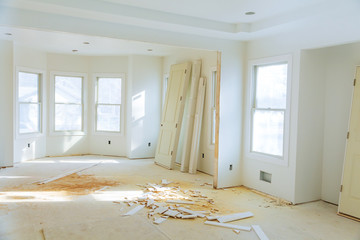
[122,205,145,216]
[252,225,269,240]
[34,162,102,185]
[217,211,254,223]
[204,221,251,231]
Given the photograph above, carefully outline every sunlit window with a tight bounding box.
[96,77,122,132]
[18,71,42,134]
[251,63,288,157]
[54,75,83,131]
[210,70,217,145]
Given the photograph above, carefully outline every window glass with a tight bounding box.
[255,64,287,109]
[252,110,284,156]
[55,76,82,104]
[98,78,121,104]
[54,75,83,131]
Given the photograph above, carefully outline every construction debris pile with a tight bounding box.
[119,179,269,239]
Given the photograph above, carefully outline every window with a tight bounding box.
[54,75,83,131]
[95,77,122,132]
[210,69,217,145]
[162,74,169,108]
[249,56,291,163]
[18,71,42,134]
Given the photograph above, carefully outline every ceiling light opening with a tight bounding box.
[245,11,255,15]
[147,49,153,52]
[83,42,90,45]
[72,49,78,53]
[5,33,12,36]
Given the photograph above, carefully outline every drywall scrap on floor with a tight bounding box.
[115,179,266,238]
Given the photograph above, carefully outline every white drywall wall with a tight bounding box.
[163,49,217,175]
[127,55,162,159]
[0,40,14,167]
[13,45,47,163]
[46,53,90,156]
[320,43,360,204]
[2,8,245,189]
[245,39,301,203]
[294,49,326,203]
[88,56,128,157]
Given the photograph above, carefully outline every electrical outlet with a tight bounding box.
[202,153,204,158]
[108,140,111,145]
[27,143,30,148]
[148,142,151,147]
[229,164,233,170]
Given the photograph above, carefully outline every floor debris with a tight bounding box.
[204,221,251,231]
[123,205,145,216]
[252,225,269,240]
[217,211,254,223]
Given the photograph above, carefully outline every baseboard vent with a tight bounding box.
[260,171,272,183]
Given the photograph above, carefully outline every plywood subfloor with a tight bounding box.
[0,155,359,240]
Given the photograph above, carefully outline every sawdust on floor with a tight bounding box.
[5,173,119,195]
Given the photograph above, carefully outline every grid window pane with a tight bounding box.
[55,76,82,104]
[98,78,121,104]
[255,64,287,109]
[96,105,120,132]
[55,104,82,131]
[252,110,284,156]
[19,103,40,134]
[19,72,39,102]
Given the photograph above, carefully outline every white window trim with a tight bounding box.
[245,55,292,166]
[209,66,217,147]
[49,71,88,136]
[92,73,126,136]
[162,73,169,109]
[15,66,46,139]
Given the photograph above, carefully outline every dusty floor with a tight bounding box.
[0,155,359,240]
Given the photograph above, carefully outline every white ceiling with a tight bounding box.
[1,0,360,55]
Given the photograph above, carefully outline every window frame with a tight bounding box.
[49,71,87,136]
[15,67,45,139]
[92,73,125,136]
[209,67,217,146]
[247,55,292,166]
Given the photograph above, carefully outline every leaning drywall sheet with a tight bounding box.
[155,62,192,169]
[188,77,206,174]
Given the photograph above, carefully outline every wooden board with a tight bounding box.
[188,77,206,174]
[214,51,221,188]
[155,62,192,169]
[217,211,254,223]
[180,60,202,172]
[204,221,251,231]
[252,225,269,240]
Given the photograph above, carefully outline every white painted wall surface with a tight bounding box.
[0,40,14,167]
[46,54,90,156]
[245,39,301,203]
[1,7,245,189]
[13,45,47,163]
[321,43,360,204]
[127,55,162,159]
[163,49,217,175]
[294,50,326,203]
[88,56,128,157]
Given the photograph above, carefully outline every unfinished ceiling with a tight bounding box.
[1,0,360,54]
